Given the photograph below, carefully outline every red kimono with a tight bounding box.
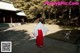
[33,22,48,47]
[36,29,44,47]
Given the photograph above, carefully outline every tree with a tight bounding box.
[2,0,80,26]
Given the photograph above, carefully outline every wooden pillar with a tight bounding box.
[22,18,24,23]
[10,17,12,23]
[3,17,5,23]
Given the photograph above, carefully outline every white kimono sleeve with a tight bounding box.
[33,22,48,38]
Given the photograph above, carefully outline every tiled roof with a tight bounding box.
[0,1,19,11]
[17,11,26,16]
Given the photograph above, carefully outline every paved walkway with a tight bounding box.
[0,23,80,53]
[12,37,79,53]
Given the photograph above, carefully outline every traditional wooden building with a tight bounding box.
[0,1,27,23]
[16,11,27,23]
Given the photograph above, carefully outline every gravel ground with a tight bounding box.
[0,23,80,53]
[3,23,62,37]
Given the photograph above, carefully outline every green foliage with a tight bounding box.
[12,0,47,19]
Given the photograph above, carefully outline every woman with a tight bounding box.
[33,22,48,47]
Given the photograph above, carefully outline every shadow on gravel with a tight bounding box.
[46,30,80,44]
[0,29,80,53]
[46,30,80,53]
[0,30,30,45]
[0,23,10,31]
